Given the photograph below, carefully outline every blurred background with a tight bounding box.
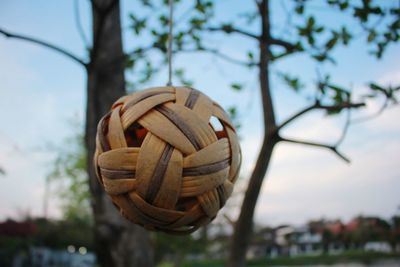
[0,0,399,266]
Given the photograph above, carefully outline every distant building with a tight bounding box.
[30,247,95,267]
[244,215,397,259]
[0,219,37,237]
[364,242,392,253]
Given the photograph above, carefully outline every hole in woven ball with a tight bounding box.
[175,197,197,212]
[210,116,224,131]
[215,130,228,139]
[124,122,148,147]
[209,116,228,139]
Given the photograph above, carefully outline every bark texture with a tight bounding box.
[227,1,278,266]
[85,1,153,266]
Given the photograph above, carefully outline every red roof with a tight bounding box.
[0,220,37,237]
[326,222,344,235]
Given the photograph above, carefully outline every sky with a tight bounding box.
[0,0,399,227]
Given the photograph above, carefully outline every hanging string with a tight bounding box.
[166,0,174,86]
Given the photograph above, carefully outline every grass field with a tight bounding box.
[157,251,400,267]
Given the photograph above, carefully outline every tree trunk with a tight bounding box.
[85,1,153,266]
[226,141,275,267]
[227,1,277,266]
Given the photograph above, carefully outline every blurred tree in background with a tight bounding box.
[1,0,153,266]
[46,122,208,266]
[129,0,400,266]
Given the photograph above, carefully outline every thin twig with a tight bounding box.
[277,101,365,130]
[350,98,389,124]
[278,0,294,39]
[206,26,260,40]
[280,137,350,163]
[0,28,87,66]
[335,108,351,147]
[223,214,235,227]
[270,38,297,51]
[166,0,173,86]
[74,0,89,47]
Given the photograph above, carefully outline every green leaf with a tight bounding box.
[221,23,234,33]
[367,30,377,42]
[195,0,213,14]
[190,18,206,28]
[159,15,168,26]
[325,34,339,50]
[226,105,241,131]
[369,83,385,92]
[279,73,304,91]
[339,1,349,10]
[341,27,352,45]
[326,109,341,116]
[227,106,237,117]
[126,58,135,69]
[231,83,243,91]
[140,0,152,7]
[295,4,304,14]
[195,3,206,13]
[327,84,349,94]
[312,53,327,62]
[307,16,315,28]
[129,14,147,35]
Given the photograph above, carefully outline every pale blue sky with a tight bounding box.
[0,0,399,226]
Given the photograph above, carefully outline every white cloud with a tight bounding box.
[251,105,400,226]
[0,136,62,219]
[232,70,400,226]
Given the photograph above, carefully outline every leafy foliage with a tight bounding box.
[126,2,399,263]
[278,72,304,92]
[127,0,399,116]
[153,231,208,264]
[33,217,93,249]
[46,121,91,222]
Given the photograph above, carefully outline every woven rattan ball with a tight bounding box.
[94,86,241,234]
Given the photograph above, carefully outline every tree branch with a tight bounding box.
[0,28,87,67]
[278,101,365,130]
[270,37,297,51]
[223,214,235,227]
[278,103,317,130]
[206,26,260,40]
[177,47,257,67]
[319,102,365,112]
[280,137,350,163]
